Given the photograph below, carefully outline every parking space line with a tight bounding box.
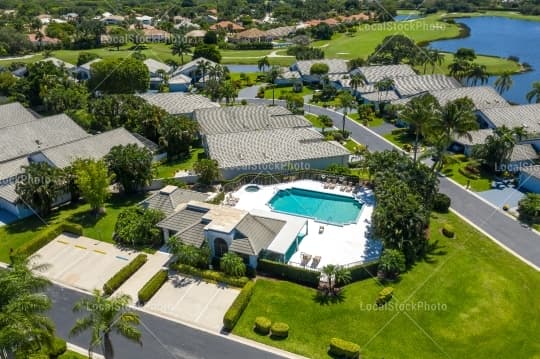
[171,278,198,311]
[57,240,69,244]
[94,250,106,254]
[116,256,129,261]
[75,245,87,249]
[194,288,221,323]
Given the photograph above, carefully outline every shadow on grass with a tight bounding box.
[423,239,448,264]
[313,289,346,305]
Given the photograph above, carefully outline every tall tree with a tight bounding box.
[88,57,149,94]
[73,158,112,214]
[473,126,523,171]
[70,290,141,359]
[319,114,334,134]
[337,91,355,132]
[171,41,191,64]
[494,72,513,95]
[267,66,283,106]
[158,115,198,158]
[192,44,221,63]
[350,73,367,94]
[105,144,153,193]
[193,159,220,186]
[526,81,540,103]
[466,63,490,86]
[257,56,270,72]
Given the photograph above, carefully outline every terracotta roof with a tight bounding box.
[27,33,60,44]
[343,13,370,22]
[209,21,244,31]
[234,28,267,39]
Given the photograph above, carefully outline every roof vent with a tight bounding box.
[160,185,178,195]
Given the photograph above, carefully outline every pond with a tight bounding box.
[431,16,540,104]
[394,14,423,22]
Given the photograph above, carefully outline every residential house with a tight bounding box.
[73,58,102,80]
[209,21,245,33]
[264,26,296,41]
[140,185,211,217]
[230,28,269,43]
[143,58,172,90]
[138,92,220,117]
[27,33,61,47]
[172,57,218,83]
[479,104,540,139]
[185,30,207,45]
[291,59,348,84]
[136,15,153,25]
[101,15,125,25]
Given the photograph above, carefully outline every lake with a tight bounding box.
[431,16,540,104]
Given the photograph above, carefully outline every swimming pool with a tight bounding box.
[268,188,362,225]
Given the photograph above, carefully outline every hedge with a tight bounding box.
[138,269,169,304]
[257,259,320,287]
[223,281,255,331]
[433,193,451,213]
[49,337,67,359]
[254,316,272,335]
[349,261,379,282]
[329,337,361,358]
[103,254,148,295]
[442,223,455,238]
[231,42,273,50]
[270,322,289,338]
[173,263,249,288]
[13,222,83,257]
[376,287,394,306]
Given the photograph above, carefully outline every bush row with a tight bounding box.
[348,261,379,282]
[13,222,83,257]
[253,317,289,338]
[173,263,249,288]
[103,254,148,295]
[257,259,320,287]
[230,42,273,50]
[223,281,255,331]
[329,337,361,358]
[137,269,169,304]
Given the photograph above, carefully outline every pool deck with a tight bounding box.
[232,180,381,269]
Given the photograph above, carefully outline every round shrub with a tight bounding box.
[433,193,451,213]
[329,337,361,359]
[49,337,67,358]
[254,316,272,335]
[403,143,412,152]
[442,223,455,238]
[270,322,289,338]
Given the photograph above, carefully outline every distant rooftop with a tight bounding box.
[481,104,540,134]
[138,93,219,115]
[353,64,416,83]
[392,74,461,98]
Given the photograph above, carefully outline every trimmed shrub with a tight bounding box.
[442,223,455,238]
[270,322,289,339]
[376,287,394,306]
[103,254,148,295]
[223,281,255,331]
[348,261,379,282]
[14,222,83,257]
[329,337,361,358]
[138,269,168,304]
[254,316,272,335]
[49,337,67,359]
[433,193,451,213]
[257,259,320,287]
[403,143,412,152]
[173,263,249,287]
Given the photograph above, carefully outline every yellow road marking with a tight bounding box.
[75,245,87,249]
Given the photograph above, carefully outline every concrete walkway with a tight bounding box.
[114,251,172,300]
[243,98,540,270]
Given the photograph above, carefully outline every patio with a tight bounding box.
[231,180,381,269]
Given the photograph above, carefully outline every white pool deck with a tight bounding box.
[232,180,382,269]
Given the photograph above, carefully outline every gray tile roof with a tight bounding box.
[0,114,89,163]
[138,93,219,115]
[39,57,76,70]
[205,127,350,169]
[232,214,285,255]
[194,105,310,135]
[511,144,539,162]
[173,57,218,76]
[0,181,17,202]
[293,59,348,75]
[361,90,400,102]
[38,128,146,168]
[393,75,461,97]
[454,129,493,146]
[168,73,191,84]
[141,186,210,216]
[354,64,416,83]
[79,58,102,71]
[480,104,540,134]
[157,205,209,232]
[0,102,37,129]
[264,26,296,38]
[0,158,29,180]
[143,58,171,74]
[175,222,207,247]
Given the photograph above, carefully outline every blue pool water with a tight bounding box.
[268,188,362,225]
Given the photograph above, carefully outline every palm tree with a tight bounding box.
[399,93,440,163]
[35,30,44,51]
[220,253,246,277]
[349,73,367,95]
[197,59,210,87]
[494,72,513,95]
[171,41,190,64]
[222,81,238,105]
[337,91,355,133]
[321,264,351,295]
[374,77,394,103]
[70,290,142,359]
[466,63,490,86]
[448,60,469,82]
[429,49,445,74]
[319,114,333,134]
[474,125,519,170]
[526,81,540,103]
[257,56,270,72]
[267,65,283,105]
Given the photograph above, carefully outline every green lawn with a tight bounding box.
[59,350,87,359]
[348,113,386,127]
[383,128,415,148]
[0,193,146,263]
[415,52,522,76]
[153,148,205,179]
[263,86,313,100]
[304,113,325,128]
[442,10,540,22]
[234,211,540,359]
[343,139,358,153]
[229,72,264,87]
[441,154,493,192]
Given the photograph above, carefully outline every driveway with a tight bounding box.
[145,274,239,332]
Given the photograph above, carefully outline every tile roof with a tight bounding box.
[480,104,540,134]
[511,144,539,162]
[0,181,17,202]
[264,26,296,38]
[454,129,493,146]
[141,186,210,216]
[39,57,75,70]
[168,73,191,85]
[174,58,218,75]
[0,114,89,163]
[79,58,102,71]
[157,205,209,232]
[354,64,416,83]
[232,214,286,255]
[38,128,147,168]
[234,28,268,39]
[194,105,309,135]
[209,21,244,31]
[185,30,206,38]
[0,102,37,129]
[293,59,349,75]
[138,93,219,115]
[205,127,350,170]
[392,74,461,97]
[361,90,400,102]
[143,58,171,74]
[0,158,29,180]
[175,222,207,247]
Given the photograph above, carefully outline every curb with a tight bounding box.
[67,343,104,359]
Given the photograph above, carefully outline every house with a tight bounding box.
[185,30,206,45]
[101,15,125,25]
[264,26,296,40]
[391,74,461,98]
[173,16,199,29]
[140,185,211,217]
[193,105,350,179]
[62,13,79,21]
[39,57,76,72]
[342,13,371,23]
[519,166,540,193]
[172,57,218,82]
[209,21,245,33]
[156,200,308,268]
[453,129,494,156]
[230,28,269,43]
[135,15,153,25]
[73,58,102,80]
[275,69,301,86]
[138,92,220,117]
[27,33,61,47]
[0,103,37,128]
[291,59,348,84]
[36,14,52,24]
[168,74,192,92]
[479,104,540,139]
[143,59,172,90]
[142,27,170,42]
[352,64,417,84]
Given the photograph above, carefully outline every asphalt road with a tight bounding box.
[48,284,286,359]
[244,98,540,269]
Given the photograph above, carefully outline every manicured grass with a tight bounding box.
[383,128,415,148]
[442,10,540,22]
[153,147,205,178]
[263,86,313,100]
[343,139,358,153]
[415,52,522,76]
[441,154,493,192]
[0,193,146,263]
[304,113,324,128]
[59,350,87,359]
[348,113,386,127]
[221,56,293,66]
[234,211,540,359]
[229,72,264,86]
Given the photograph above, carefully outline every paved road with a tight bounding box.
[48,284,286,359]
[244,98,540,269]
